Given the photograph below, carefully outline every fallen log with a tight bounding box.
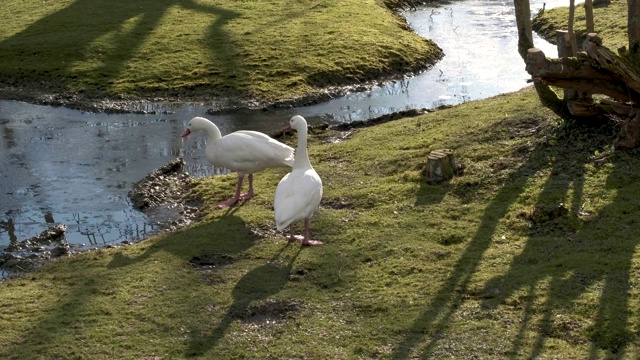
[526,47,640,102]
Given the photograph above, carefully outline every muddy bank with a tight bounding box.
[1,157,201,278]
[0,224,71,276]
[128,157,203,231]
[0,69,422,115]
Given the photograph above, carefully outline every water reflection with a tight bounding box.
[0,0,572,254]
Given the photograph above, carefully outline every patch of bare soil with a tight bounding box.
[233,299,301,326]
[128,157,203,232]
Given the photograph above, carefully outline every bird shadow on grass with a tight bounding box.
[107,204,250,270]
[184,244,303,357]
[392,117,637,358]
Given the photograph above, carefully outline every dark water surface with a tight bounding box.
[0,0,567,257]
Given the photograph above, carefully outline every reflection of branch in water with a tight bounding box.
[73,212,97,245]
[115,209,148,243]
[94,227,107,245]
[118,222,153,243]
[0,217,18,245]
[83,230,97,245]
[43,211,55,224]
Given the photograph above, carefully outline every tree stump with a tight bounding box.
[425,149,456,183]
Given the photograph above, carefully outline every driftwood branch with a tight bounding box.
[583,33,640,95]
[514,0,534,60]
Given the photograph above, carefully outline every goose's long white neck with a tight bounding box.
[293,125,313,170]
[204,121,223,144]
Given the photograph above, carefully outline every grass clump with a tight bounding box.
[3,87,640,358]
[0,0,441,104]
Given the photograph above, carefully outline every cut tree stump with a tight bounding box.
[425,149,456,183]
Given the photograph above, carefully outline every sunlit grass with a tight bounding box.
[0,0,441,103]
[3,87,640,358]
[2,0,640,358]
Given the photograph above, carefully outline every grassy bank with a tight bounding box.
[2,87,640,358]
[533,0,627,51]
[0,0,441,105]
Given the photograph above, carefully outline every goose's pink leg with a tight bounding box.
[286,219,323,246]
[217,175,245,208]
[301,218,323,246]
[287,227,300,243]
[239,174,255,200]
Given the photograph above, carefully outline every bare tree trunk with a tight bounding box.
[568,0,579,55]
[630,0,640,58]
[585,0,595,33]
[515,0,568,118]
[514,0,534,60]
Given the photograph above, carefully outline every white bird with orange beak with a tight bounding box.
[182,116,294,208]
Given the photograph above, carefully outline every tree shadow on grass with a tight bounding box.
[0,207,257,357]
[391,117,634,358]
[0,1,239,93]
[480,146,640,358]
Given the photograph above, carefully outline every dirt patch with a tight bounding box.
[128,157,203,232]
[189,253,237,271]
[232,298,301,326]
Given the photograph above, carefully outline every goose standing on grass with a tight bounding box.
[274,115,323,246]
[181,116,294,208]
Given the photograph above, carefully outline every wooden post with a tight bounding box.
[556,30,578,102]
[514,0,534,60]
[630,0,640,67]
[585,0,594,33]
[568,0,579,55]
[556,29,595,114]
[425,149,455,183]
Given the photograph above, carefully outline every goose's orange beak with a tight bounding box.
[181,129,191,138]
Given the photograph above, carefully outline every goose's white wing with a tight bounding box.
[209,131,294,173]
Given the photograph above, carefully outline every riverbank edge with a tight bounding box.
[0,0,439,114]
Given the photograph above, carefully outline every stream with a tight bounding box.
[0,0,568,274]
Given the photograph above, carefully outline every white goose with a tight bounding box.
[274,115,323,246]
[181,116,294,208]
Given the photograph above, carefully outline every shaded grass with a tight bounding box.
[0,0,441,104]
[3,87,640,358]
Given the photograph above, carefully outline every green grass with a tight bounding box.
[0,0,441,104]
[533,0,628,51]
[3,0,640,358]
[3,87,640,358]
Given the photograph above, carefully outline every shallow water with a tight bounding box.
[0,0,569,258]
